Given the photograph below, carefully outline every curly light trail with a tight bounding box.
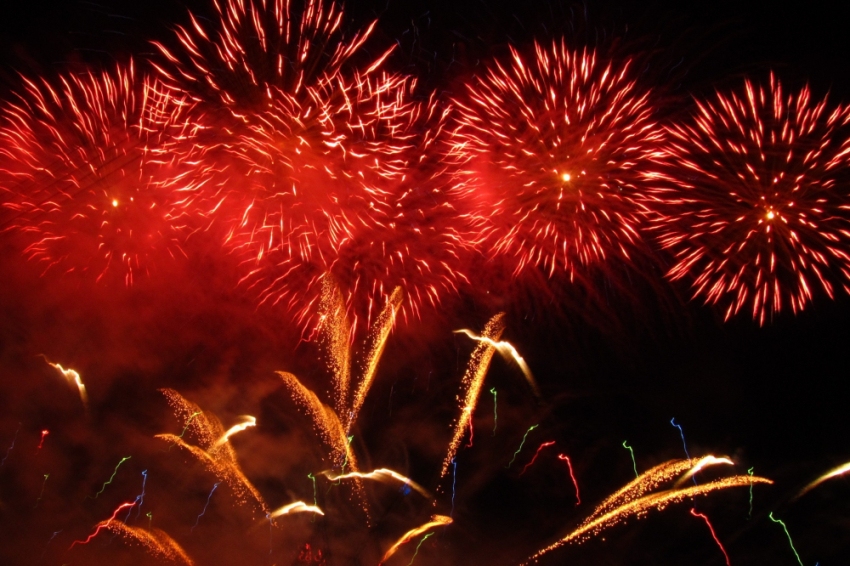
[690,508,731,566]
[448,40,662,282]
[407,532,433,566]
[0,423,20,468]
[524,472,773,563]
[320,468,431,498]
[378,515,452,565]
[623,440,638,477]
[441,313,506,478]
[748,467,755,518]
[519,441,555,476]
[652,74,850,324]
[453,329,539,397]
[268,501,325,519]
[798,460,850,498]
[46,361,88,409]
[558,454,581,505]
[213,415,257,448]
[769,512,805,566]
[69,501,135,549]
[34,473,49,509]
[104,522,194,565]
[93,456,131,498]
[670,418,692,461]
[507,424,539,468]
[490,387,498,435]
[192,482,220,531]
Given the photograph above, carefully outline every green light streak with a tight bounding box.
[623,441,638,477]
[34,473,49,509]
[507,424,538,468]
[94,456,131,498]
[407,532,434,566]
[146,511,153,530]
[747,467,754,519]
[490,388,498,435]
[769,512,804,566]
[178,411,202,439]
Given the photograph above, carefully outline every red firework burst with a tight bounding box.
[651,74,850,324]
[0,62,201,285]
[153,0,387,109]
[447,39,663,281]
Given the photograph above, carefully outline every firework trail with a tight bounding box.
[769,512,805,566]
[0,63,200,285]
[378,515,452,565]
[268,501,324,520]
[192,482,221,531]
[651,74,850,324]
[690,508,731,566]
[441,313,506,477]
[320,468,431,498]
[454,329,539,397]
[623,440,638,477]
[797,460,850,497]
[670,418,691,461]
[507,424,540,468]
[673,455,733,488]
[524,460,772,563]
[748,467,755,518]
[35,429,48,453]
[104,522,194,565]
[490,388,498,435]
[213,415,257,448]
[92,456,131,498]
[447,39,662,285]
[70,501,136,549]
[406,532,433,566]
[519,440,555,476]
[45,360,88,409]
[0,423,20,467]
[34,473,49,508]
[558,454,581,505]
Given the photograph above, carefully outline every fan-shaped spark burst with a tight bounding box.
[448,40,662,282]
[652,74,850,324]
[0,62,200,285]
[103,523,194,565]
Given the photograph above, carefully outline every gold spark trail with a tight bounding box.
[379,515,452,565]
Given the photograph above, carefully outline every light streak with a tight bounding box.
[407,532,434,566]
[213,415,257,448]
[454,329,539,397]
[769,512,804,566]
[670,418,692,461]
[36,429,49,453]
[308,473,317,508]
[451,459,458,518]
[178,411,202,440]
[519,441,555,476]
[146,512,153,530]
[192,482,220,532]
[673,456,734,488]
[798,460,850,498]
[623,441,638,477]
[104,522,194,565]
[93,456,131,498]
[748,467,754,518]
[320,468,430,498]
[558,454,581,505]
[690,508,731,566]
[1,423,20,467]
[133,470,148,519]
[268,501,325,519]
[34,473,49,508]
[70,501,135,549]
[441,314,506,477]
[490,387,498,435]
[466,418,474,448]
[379,515,452,565]
[46,361,88,409]
[507,424,539,468]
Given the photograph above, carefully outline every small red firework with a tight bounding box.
[0,62,201,285]
[447,39,663,282]
[652,74,850,324]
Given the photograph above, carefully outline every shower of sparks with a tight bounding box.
[507,424,539,469]
[524,463,772,563]
[320,468,430,498]
[441,313,506,478]
[670,418,692,461]
[104,522,194,565]
[407,532,434,566]
[0,423,20,467]
[558,454,581,505]
[192,482,221,532]
[520,441,556,476]
[93,456,131,499]
[46,361,88,409]
[769,512,805,566]
[453,329,539,397]
[748,467,755,518]
[69,501,136,549]
[490,387,498,435]
[798,460,850,498]
[268,501,325,519]
[651,74,850,324]
[178,411,202,440]
[35,429,49,453]
[33,473,49,508]
[213,415,257,448]
[623,441,638,477]
[690,508,731,566]
[379,515,452,565]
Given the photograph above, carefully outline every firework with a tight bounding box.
[519,441,556,475]
[92,455,131,498]
[652,74,850,323]
[45,360,88,409]
[690,508,731,566]
[268,501,325,520]
[440,313,506,477]
[447,39,662,283]
[453,329,539,397]
[797,460,850,497]
[378,515,452,565]
[507,424,539,468]
[212,415,257,448]
[69,501,136,549]
[769,512,805,566]
[0,62,200,285]
[320,468,431,498]
[103,522,194,565]
[557,454,581,505]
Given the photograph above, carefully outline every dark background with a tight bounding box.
[1,1,849,565]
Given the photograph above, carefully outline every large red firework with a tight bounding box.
[651,75,850,324]
[447,40,663,282]
[0,62,201,285]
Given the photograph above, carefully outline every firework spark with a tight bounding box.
[448,39,662,283]
[558,454,581,505]
[652,74,850,323]
[268,501,325,520]
[213,415,257,448]
[378,515,452,565]
[320,468,431,498]
[45,360,88,409]
[454,329,539,397]
[105,522,194,565]
[69,501,136,549]
[0,63,200,285]
[797,460,850,497]
[690,508,731,566]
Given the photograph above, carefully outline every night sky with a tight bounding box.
[1,1,850,565]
